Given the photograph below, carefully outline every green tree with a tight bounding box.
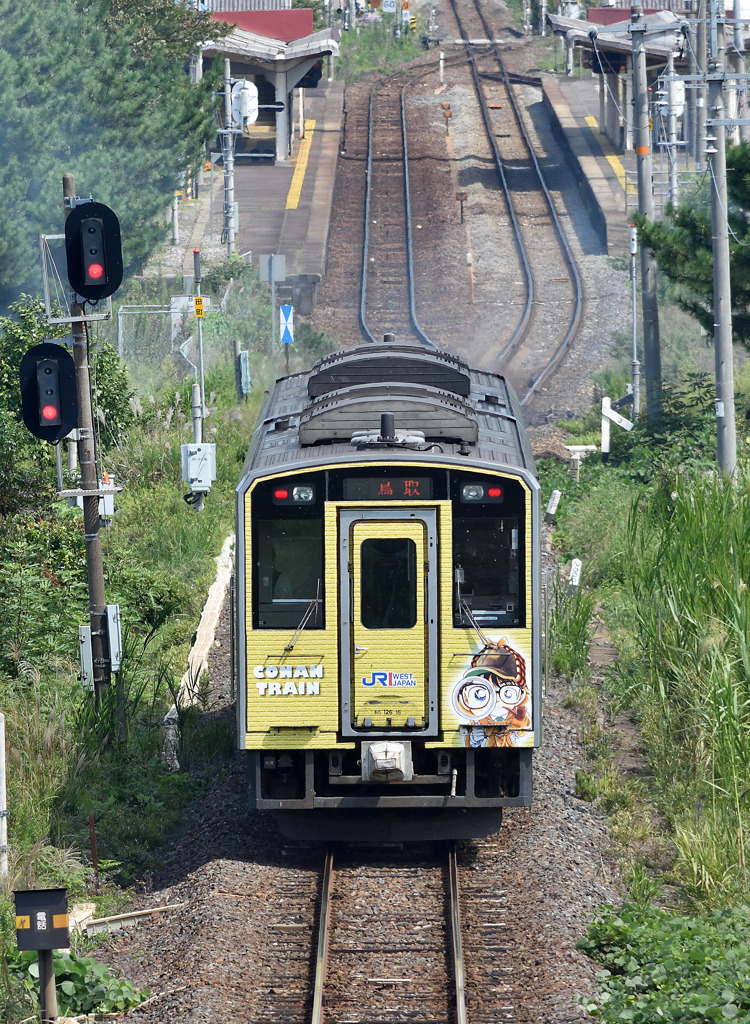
[0,0,224,305]
[636,142,750,346]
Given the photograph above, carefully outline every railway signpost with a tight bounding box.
[280,304,294,372]
[15,888,69,1023]
[601,396,633,463]
[260,254,286,354]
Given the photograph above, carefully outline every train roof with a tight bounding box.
[239,344,537,487]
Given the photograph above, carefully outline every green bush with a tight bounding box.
[5,948,149,1016]
[579,903,750,1023]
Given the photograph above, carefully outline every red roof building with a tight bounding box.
[211,9,315,42]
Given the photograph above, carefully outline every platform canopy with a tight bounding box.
[202,20,340,162]
[546,9,684,71]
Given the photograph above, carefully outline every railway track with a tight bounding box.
[243,842,519,1024]
[444,0,584,404]
[312,845,467,1024]
[319,0,584,409]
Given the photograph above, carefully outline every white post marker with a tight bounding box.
[601,396,633,463]
[567,558,583,595]
[545,489,561,523]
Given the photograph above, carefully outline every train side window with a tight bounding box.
[453,517,523,628]
[255,520,324,629]
[360,538,417,629]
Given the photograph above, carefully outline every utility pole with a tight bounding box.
[630,224,641,419]
[687,15,698,163]
[697,0,708,167]
[733,0,750,142]
[630,6,662,424]
[707,2,738,476]
[62,173,111,706]
[667,55,679,204]
[222,58,236,258]
[270,253,277,355]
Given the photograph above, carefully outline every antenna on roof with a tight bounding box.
[380,413,395,440]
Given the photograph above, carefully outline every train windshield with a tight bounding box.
[360,537,418,629]
[453,517,522,628]
[255,519,324,628]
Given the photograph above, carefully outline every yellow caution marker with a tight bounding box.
[286,120,316,210]
[584,116,631,194]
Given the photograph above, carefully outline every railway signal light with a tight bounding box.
[19,342,78,442]
[65,202,123,301]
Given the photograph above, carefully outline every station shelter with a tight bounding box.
[546,8,687,153]
[201,9,340,163]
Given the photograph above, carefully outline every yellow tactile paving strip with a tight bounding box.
[584,115,632,195]
[286,119,317,210]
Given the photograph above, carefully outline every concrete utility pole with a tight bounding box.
[707,2,738,476]
[222,58,236,257]
[630,225,641,419]
[697,0,708,167]
[687,20,698,163]
[667,55,679,204]
[62,173,112,705]
[630,6,662,424]
[733,0,749,142]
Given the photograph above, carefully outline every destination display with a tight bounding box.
[343,477,433,501]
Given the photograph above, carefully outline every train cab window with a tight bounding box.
[255,520,324,629]
[453,517,523,628]
[360,538,417,629]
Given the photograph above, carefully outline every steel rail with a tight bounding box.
[358,83,379,345]
[470,0,583,400]
[401,83,437,348]
[359,74,437,348]
[311,849,335,1024]
[448,844,468,1024]
[447,0,584,402]
[447,0,535,356]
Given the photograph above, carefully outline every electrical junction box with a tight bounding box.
[107,604,122,672]
[181,443,217,494]
[78,625,93,693]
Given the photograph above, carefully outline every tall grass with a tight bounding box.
[623,469,750,905]
[549,579,596,680]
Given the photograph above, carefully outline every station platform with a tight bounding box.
[234,79,344,313]
[179,71,637,306]
[541,74,636,256]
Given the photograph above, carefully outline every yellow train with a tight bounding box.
[234,343,541,840]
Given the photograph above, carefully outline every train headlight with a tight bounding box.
[462,483,484,501]
[272,483,316,504]
[460,481,504,503]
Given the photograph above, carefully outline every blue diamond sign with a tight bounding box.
[280,305,294,345]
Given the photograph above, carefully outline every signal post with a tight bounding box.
[62,174,122,706]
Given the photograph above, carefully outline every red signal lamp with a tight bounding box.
[86,262,104,281]
[41,404,60,422]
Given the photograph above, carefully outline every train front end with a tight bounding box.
[234,346,541,841]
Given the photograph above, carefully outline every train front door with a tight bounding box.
[339,509,438,736]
